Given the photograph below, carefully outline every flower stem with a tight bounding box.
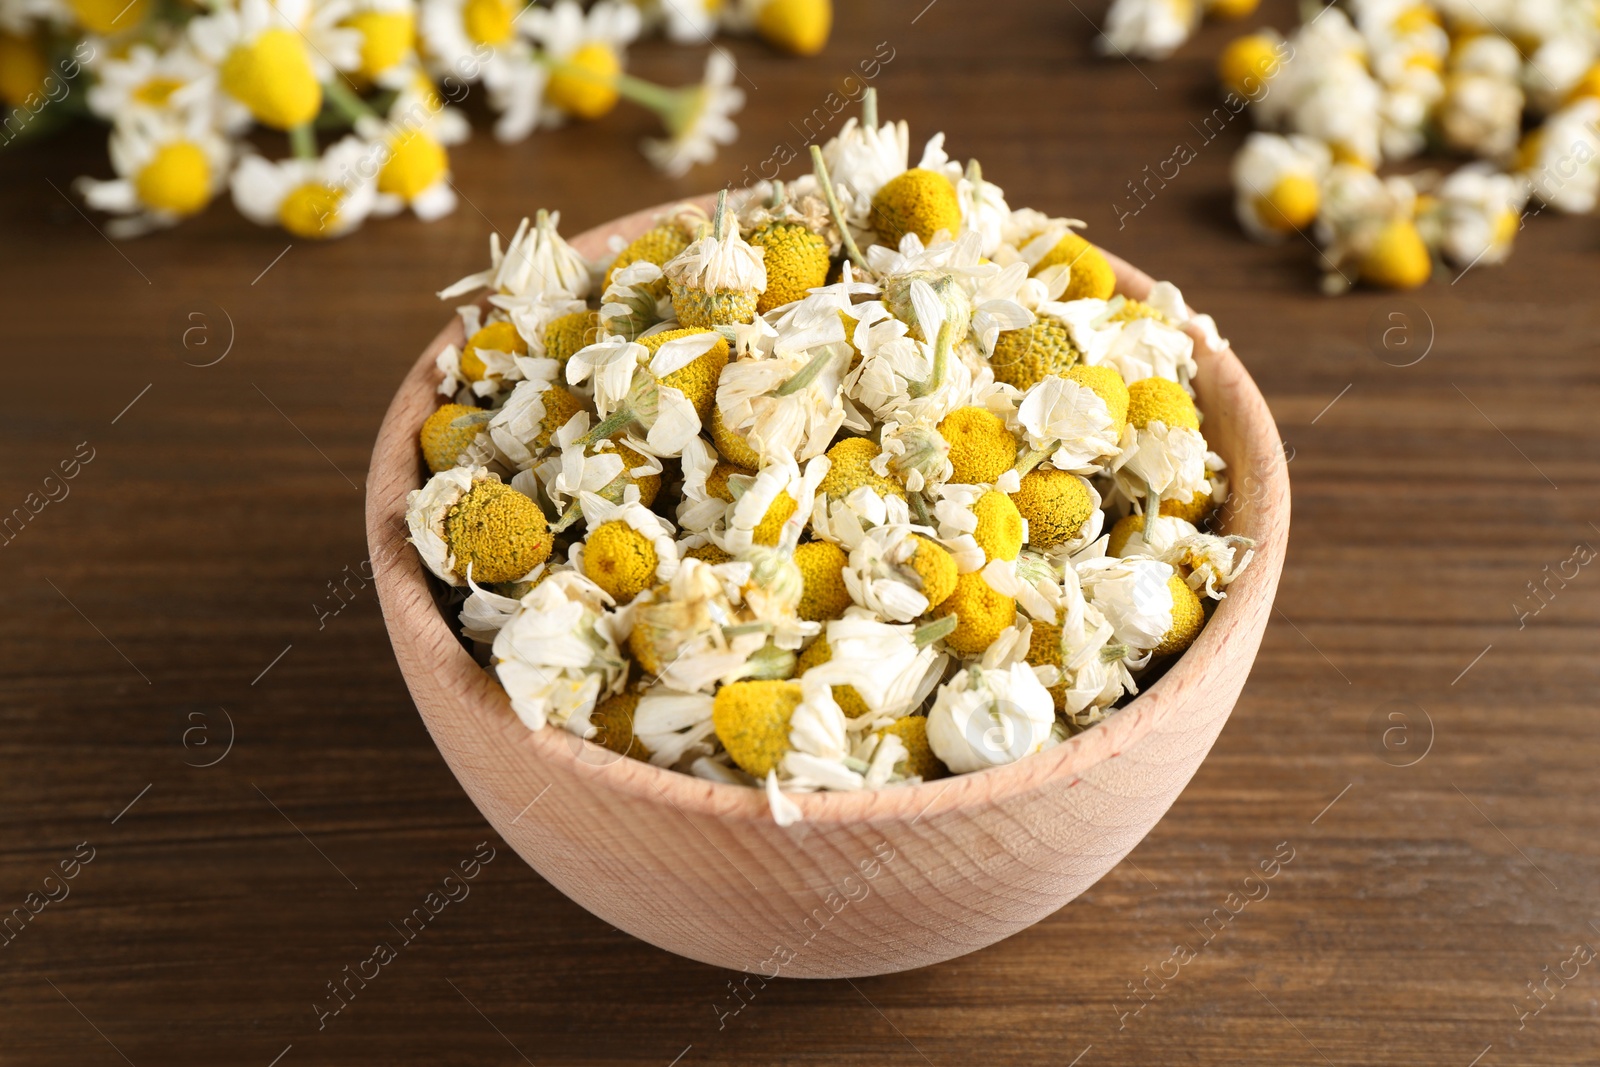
[913,615,957,647]
[861,86,877,130]
[773,343,841,396]
[809,144,869,272]
[323,78,379,126]
[1013,445,1050,478]
[289,122,317,161]
[908,489,933,527]
[550,500,584,534]
[576,407,639,448]
[711,188,728,240]
[908,321,953,398]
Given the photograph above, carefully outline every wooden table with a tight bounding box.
[2,2,1595,1063]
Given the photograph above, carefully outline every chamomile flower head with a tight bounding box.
[870,166,963,249]
[1025,228,1117,302]
[525,0,641,123]
[932,569,1016,656]
[1014,373,1122,473]
[627,558,761,691]
[877,715,944,779]
[231,135,378,239]
[576,490,678,602]
[723,454,827,553]
[1011,467,1097,549]
[492,570,629,733]
[925,661,1056,773]
[793,540,852,621]
[843,524,958,623]
[876,417,952,493]
[421,402,493,473]
[340,0,419,85]
[1232,132,1331,241]
[968,489,1024,563]
[76,108,230,237]
[1218,29,1287,98]
[664,194,767,327]
[714,679,835,781]
[1416,163,1526,269]
[189,0,358,130]
[714,339,850,463]
[407,466,553,586]
[749,218,831,313]
[746,0,832,56]
[442,210,593,301]
[1080,555,1177,655]
[1521,99,1600,215]
[589,690,651,761]
[1098,0,1200,61]
[816,436,904,503]
[87,42,238,130]
[988,317,1081,391]
[540,308,604,367]
[1438,33,1524,160]
[938,406,1019,486]
[489,374,586,470]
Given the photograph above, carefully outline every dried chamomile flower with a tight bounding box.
[1010,468,1097,549]
[420,403,492,473]
[407,466,552,586]
[492,570,629,733]
[604,205,703,294]
[844,525,958,623]
[932,569,1016,657]
[576,491,679,603]
[441,210,592,301]
[870,167,963,249]
[793,541,852,622]
[925,661,1056,773]
[875,715,945,780]
[988,317,1081,392]
[665,191,767,327]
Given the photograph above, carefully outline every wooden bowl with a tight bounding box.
[366,198,1291,978]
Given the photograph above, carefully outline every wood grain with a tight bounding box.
[0,0,1596,1061]
[367,199,1289,976]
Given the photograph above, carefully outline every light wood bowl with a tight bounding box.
[366,198,1291,978]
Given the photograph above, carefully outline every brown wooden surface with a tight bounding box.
[1,0,1595,1062]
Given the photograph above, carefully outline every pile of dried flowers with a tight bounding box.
[405,91,1253,823]
[1,0,834,238]
[1102,0,1600,292]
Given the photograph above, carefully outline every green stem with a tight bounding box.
[809,144,869,272]
[323,79,380,126]
[711,189,728,241]
[908,490,933,527]
[769,179,785,211]
[550,501,584,534]
[289,122,317,161]
[774,344,840,397]
[1013,445,1050,478]
[576,407,639,448]
[913,615,957,647]
[909,321,953,399]
[861,86,877,130]
[609,69,684,114]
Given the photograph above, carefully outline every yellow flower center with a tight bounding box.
[1361,219,1432,290]
[1253,173,1319,233]
[1393,4,1440,33]
[583,521,658,603]
[460,320,528,381]
[134,141,213,216]
[1217,33,1281,98]
[1126,376,1200,431]
[68,0,150,33]
[344,10,415,78]
[133,76,186,107]
[0,33,48,108]
[546,41,622,120]
[1205,0,1259,20]
[462,0,514,46]
[221,29,323,130]
[755,0,832,56]
[278,183,344,239]
[378,130,447,201]
[870,168,963,249]
[1491,208,1520,249]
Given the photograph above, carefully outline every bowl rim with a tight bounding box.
[367,196,1292,829]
